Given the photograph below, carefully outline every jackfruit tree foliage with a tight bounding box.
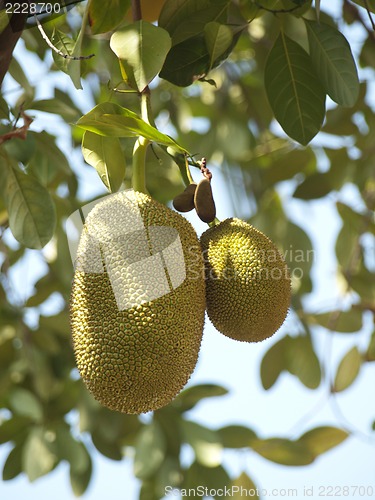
[0,0,374,497]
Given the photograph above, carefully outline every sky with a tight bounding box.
[1,1,375,499]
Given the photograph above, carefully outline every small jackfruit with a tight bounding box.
[194,178,216,223]
[70,190,206,414]
[200,218,290,342]
[172,183,197,212]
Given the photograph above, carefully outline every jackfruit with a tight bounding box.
[200,218,290,342]
[70,190,205,414]
[194,178,216,223]
[172,183,197,212]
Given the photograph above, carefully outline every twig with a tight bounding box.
[363,0,375,30]
[34,14,94,60]
[254,1,302,14]
[131,0,142,22]
[0,111,33,145]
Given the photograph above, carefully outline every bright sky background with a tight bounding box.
[1,1,375,499]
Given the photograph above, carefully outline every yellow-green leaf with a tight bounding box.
[110,21,171,92]
[298,426,348,456]
[82,131,126,193]
[334,346,362,392]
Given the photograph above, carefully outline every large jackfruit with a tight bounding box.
[200,218,290,342]
[70,190,205,414]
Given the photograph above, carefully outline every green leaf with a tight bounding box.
[77,103,188,153]
[366,331,375,361]
[181,420,222,467]
[204,22,233,70]
[336,201,375,235]
[0,94,9,120]
[171,383,228,412]
[159,0,230,38]
[159,35,210,87]
[334,346,362,392]
[69,448,92,496]
[3,134,36,165]
[350,0,375,14]
[260,336,288,389]
[264,32,326,145]
[183,462,230,496]
[89,0,131,34]
[1,153,56,249]
[251,437,314,465]
[82,131,126,193]
[335,223,359,271]
[23,427,57,481]
[55,426,90,473]
[305,20,359,107]
[298,426,348,456]
[9,388,43,422]
[0,416,30,445]
[286,336,321,389]
[8,57,34,97]
[3,444,24,481]
[231,472,259,499]
[29,98,80,122]
[52,29,82,90]
[110,21,171,92]
[134,421,166,480]
[310,308,363,333]
[216,425,257,448]
[293,172,334,199]
[91,430,123,461]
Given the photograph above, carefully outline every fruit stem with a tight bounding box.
[132,88,153,194]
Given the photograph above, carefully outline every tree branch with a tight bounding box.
[0,111,33,145]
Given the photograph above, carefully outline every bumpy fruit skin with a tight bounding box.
[200,218,290,342]
[70,191,205,414]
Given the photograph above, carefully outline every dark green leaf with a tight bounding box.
[305,20,359,106]
[0,416,31,445]
[217,425,257,448]
[171,383,228,412]
[82,131,126,192]
[310,308,363,333]
[134,421,166,479]
[110,21,171,92]
[3,444,24,481]
[89,0,131,34]
[264,32,326,145]
[159,0,230,38]
[22,427,57,481]
[298,426,348,456]
[334,346,362,392]
[204,22,233,70]
[251,437,314,465]
[293,172,334,199]
[1,158,56,249]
